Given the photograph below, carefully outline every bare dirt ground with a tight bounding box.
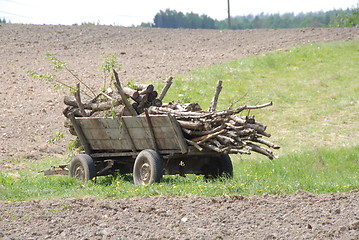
[0,24,359,239]
[1,190,359,239]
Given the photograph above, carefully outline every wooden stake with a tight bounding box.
[74,83,88,117]
[158,76,173,101]
[113,69,138,116]
[144,109,158,151]
[208,80,222,112]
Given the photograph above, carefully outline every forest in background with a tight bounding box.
[1,5,358,28]
[141,6,359,29]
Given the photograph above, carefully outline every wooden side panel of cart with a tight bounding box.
[70,114,188,156]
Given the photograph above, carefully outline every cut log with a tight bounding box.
[177,120,204,130]
[138,84,154,94]
[151,98,162,107]
[148,107,206,117]
[202,143,221,152]
[208,139,222,148]
[245,123,266,133]
[147,91,158,102]
[185,139,203,151]
[252,137,280,149]
[196,130,226,144]
[229,149,251,155]
[64,95,123,111]
[216,135,236,145]
[122,87,140,100]
[183,124,225,136]
[245,142,276,159]
[229,115,246,125]
[63,106,92,118]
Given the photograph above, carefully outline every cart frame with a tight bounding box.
[68,113,232,184]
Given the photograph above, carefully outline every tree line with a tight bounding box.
[141,7,359,29]
[141,9,216,29]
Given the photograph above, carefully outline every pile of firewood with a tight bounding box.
[149,101,279,159]
[63,70,279,159]
[63,73,169,118]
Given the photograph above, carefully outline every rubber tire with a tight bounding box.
[69,154,96,181]
[133,149,163,185]
[206,154,233,179]
[218,154,233,178]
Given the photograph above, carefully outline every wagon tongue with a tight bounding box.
[39,165,69,176]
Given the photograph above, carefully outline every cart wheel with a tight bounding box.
[206,154,233,179]
[133,150,163,185]
[219,154,233,178]
[69,154,96,181]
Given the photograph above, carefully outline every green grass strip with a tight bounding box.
[1,146,358,201]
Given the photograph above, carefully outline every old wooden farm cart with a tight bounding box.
[68,113,233,185]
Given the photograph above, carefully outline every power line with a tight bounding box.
[0,10,31,19]
[2,0,34,7]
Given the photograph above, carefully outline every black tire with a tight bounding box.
[69,154,96,181]
[205,154,233,179]
[133,149,163,185]
[219,154,233,178]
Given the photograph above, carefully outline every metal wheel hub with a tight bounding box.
[140,163,151,182]
[74,166,85,180]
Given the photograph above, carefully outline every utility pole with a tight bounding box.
[227,0,231,29]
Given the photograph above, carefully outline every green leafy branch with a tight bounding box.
[45,53,96,96]
[27,53,96,97]
[98,54,122,90]
[27,70,77,92]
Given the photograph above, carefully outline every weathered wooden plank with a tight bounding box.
[145,110,159,151]
[78,118,121,129]
[79,116,174,129]
[88,139,132,150]
[88,138,182,151]
[131,138,180,149]
[70,115,92,154]
[126,127,177,140]
[156,138,182,150]
[81,128,122,140]
[77,118,123,141]
[123,115,173,128]
[125,128,151,140]
[121,118,137,152]
[81,126,178,142]
[75,115,188,152]
[100,118,121,129]
[168,114,188,153]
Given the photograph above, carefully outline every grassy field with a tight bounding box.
[163,40,359,153]
[1,40,358,201]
